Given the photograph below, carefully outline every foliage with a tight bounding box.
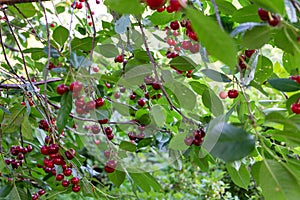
[0,0,300,199]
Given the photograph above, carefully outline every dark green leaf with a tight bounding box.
[57,91,72,133]
[202,88,224,116]
[0,185,12,198]
[215,0,237,15]
[203,118,255,162]
[169,56,197,71]
[250,0,285,14]
[9,3,37,18]
[2,105,25,133]
[150,11,181,25]
[242,26,272,49]
[105,0,144,15]
[232,5,261,23]
[189,81,209,95]
[201,69,232,82]
[53,26,69,46]
[150,105,166,127]
[282,52,300,74]
[70,52,92,68]
[71,37,93,52]
[169,133,188,151]
[172,81,196,111]
[21,115,33,140]
[254,55,273,84]
[119,141,136,152]
[186,7,237,68]
[226,163,250,189]
[137,138,153,148]
[43,46,60,58]
[268,78,300,92]
[107,170,126,187]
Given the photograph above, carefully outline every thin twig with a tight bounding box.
[211,0,224,30]
[0,78,62,90]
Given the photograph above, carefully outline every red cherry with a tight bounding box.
[56,84,69,95]
[258,8,269,21]
[63,168,72,176]
[40,146,49,155]
[71,177,80,185]
[72,184,81,192]
[129,94,136,100]
[65,150,75,160]
[105,82,111,88]
[169,0,184,11]
[170,20,180,30]
[104,150,111,158]
[95,97,105,107]
[88,22,93,26]
[228,89,239,99]
[32,194,39,200]
[157,6,165,12]
[70,81,83,93]
[76,107,85,115]
[48,143,59,154]
[184,136,194,146]
[152,82,161,90]
[166,5,174,13]
[137,98,147,107]
[114,93,121,99]
[193,138,203,146]
[114,55,124,63]
[76,2,83,9]
[104,165,115,173]
[62,180,70,187]
[104,127,113,135]
[291,102,300,114]
[107,133,114,140]
[181,41,192,50]
[56,174,64,181]
[98,118,108,124]
[145,0,166,10]
[106,160,117,169]
[245,49,256,58]
[268,15,280,26]
[38,189,46,196]
[75,99,85,108]
[50,23,55,27]
[128,132,137,140]
[85,100,96,110]
[190,43,200,53]
[91,125,101,134]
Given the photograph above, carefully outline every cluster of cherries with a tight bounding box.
[71,0,85,10]
[238,49,257,70]
[145,0,185,13]
[38,136,81,193]
[184,128,206,146]
[5,145,33,169]
[258,8,280,27]
[219,89,239,99]
[31,189,46,200]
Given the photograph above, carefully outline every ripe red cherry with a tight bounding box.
[219,91,228,99]
[128,132,137,140]
[129,94,136,100]
[48,143,59,154]
[190,43,200,53]
[85,101,96,110]
[145,0,166,10]
[228,89,239,99]
[56,84,69,95]
[71,177,80,185]
[98,118,108,124]
[291,102,300,114]
[95,97,105,107]
[152,82,161,90]
[258,8,269,21]
[76,107,85,115]
[104,165,115,173]
[40,146,49,155]
[91,125,100,134]
[170,0,184,11]
[56,174,64,181]
[26,145,33,152]
[245,49,256,58]
[62,180,70,187]
[105,127,113,135]
[107,133,114,140]
[170,20,180,30]
[181,41,192,50]
[50,23,55,27]
[32,194,39,200]
[75,99,85,108]
[137,98,147,107]
[184,136,194,146]
[114,54,124,63]
[70,81,83,93]
[72,185,81,192]
[157,6,165,12]
[268,15,280,26]
[38,189,46,196]
[63,168,72,176]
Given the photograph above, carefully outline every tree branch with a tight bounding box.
[211,0,224,30]
[0,78,62,90]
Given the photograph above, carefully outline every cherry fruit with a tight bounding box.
[228,89,239,99]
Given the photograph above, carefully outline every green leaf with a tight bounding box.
[70,52,92,68]
[150,11,181,25]
[71,37,93,52]
[254,159,300,200]
[202,88,224,116]
[268,78,300,92]
[56,91,72,133]
[168,56,197,71]
[8,185,28,200]
[21,115,33,140]
[95,44,119,58]
[1,105,25,133]
[43,46,60,58]
[105,0,144,15]
[242,26,272,49]
[232,5,261,23]
[9,3,37,18]
[129,172,162,193]
[119,141,136,152]
[107,170,126,187]
[0,185,12,198]
[282,52,300,74]
[203,118,255,162]
[186,7,237,68]
[226,163,250,189]
[201,69,232,82]
[137,138,153,148]
[53,26,69,46]
[169,133,188,151]
[150,105,166,127]
[215,0,237,15]
[250,0,285,14]
[254,55,273,84]
[172,81,196,111]
[189,81,209,95]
